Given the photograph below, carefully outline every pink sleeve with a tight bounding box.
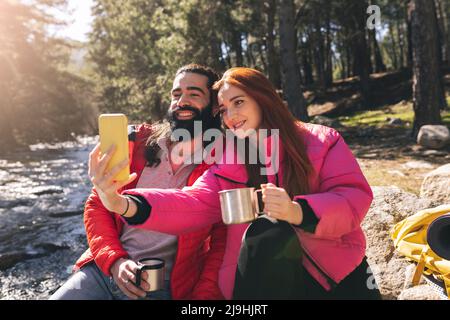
[294,131,373,238]
[122,167,223,235]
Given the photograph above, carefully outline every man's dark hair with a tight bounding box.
[144,64,221,167]
[175,64,220,91]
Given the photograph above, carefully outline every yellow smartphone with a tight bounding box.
[98,113,130,182]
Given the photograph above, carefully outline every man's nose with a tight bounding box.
[177,93,190,107]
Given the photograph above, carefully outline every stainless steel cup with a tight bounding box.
[219,187,263,225]
[135,258,165,292]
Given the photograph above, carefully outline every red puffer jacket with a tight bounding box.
[74,123,226,299]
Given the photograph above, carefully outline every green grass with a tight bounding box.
[338,99,450,128]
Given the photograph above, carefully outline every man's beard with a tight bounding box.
[167,103,221,142]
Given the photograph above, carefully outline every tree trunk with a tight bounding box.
[257,42,268,71]
[438,0,450,63]
[435,0,446,63]
[346,43,352,78]
[409,0,443,137]
[266,0,281,88]
[279,0,309,121]
[389,23,399,69]
[246,42,256,68]
[366,29,373,75]
[324,4,333,87]
[231,31,243,66]
[302,43,314,85]
[313,18,326,89]
[397,19,405,68]
[431,0,448,109]
[406,5,413,68]
[369,29,387,72]
[350,1,371,105]
[213,37,227,71]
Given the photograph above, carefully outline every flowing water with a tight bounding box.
[0,136,97,299]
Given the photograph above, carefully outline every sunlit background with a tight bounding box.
[0,0,448,150]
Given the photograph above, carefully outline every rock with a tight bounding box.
[0,252,30,271]
[411,145,425,152]
[398,285,444,300]
[48,210,83,218]
[0,244,69,271]
[360,153,379,159]
[310,116,343,128]
[403,264,426,289]
[33,243,69,255]
[422,149,448,157]
[0,199,33,209]
[387,170,406,177]
[417,125,450,149]
[388,118,404,126]
[356,126,376,138]
[31,186,64,196]
[402,160,434,170]
[420,164,450,205]
[362,186,436,299]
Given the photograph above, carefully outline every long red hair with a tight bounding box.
[213,67,313,197]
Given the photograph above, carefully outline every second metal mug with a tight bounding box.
[219,187,263,225]
[134,258,165,292]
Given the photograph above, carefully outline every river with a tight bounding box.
[0,136,97,299]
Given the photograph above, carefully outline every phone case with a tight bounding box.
[98,113,130,182]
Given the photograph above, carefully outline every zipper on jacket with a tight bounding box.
[301,245,338,289]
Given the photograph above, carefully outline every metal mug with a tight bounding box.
[134,258,165,292]
[219,187,264,225]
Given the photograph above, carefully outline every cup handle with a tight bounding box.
[134,264,143,288]
[254,189,263,215]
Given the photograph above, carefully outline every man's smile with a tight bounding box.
[175,110,196,120]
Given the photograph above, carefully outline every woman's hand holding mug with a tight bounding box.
[261,183,303,225]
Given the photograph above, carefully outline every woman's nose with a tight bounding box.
[226,107,237,119]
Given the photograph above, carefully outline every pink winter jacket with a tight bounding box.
[123,123,373,299]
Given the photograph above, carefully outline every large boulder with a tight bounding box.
[362,186,436,299]
[420,164,450,205]
[397,265,445,300]
[398,285,444,300]
[417,125,450,149]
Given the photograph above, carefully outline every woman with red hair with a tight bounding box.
[90,67,381,300]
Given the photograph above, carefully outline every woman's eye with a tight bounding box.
[218,108,226,115]
[235,99,244,106]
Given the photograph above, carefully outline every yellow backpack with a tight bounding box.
[391,204,450,299]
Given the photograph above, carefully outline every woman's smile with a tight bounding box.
[231,120,246,130]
